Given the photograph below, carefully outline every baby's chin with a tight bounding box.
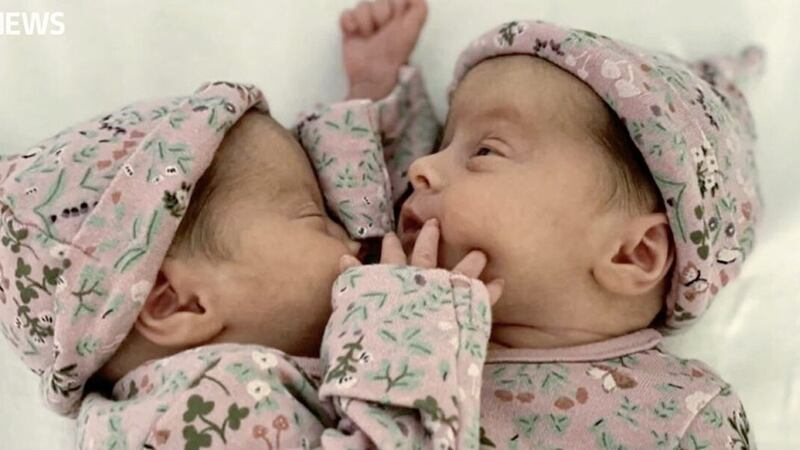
[439,241,465,271]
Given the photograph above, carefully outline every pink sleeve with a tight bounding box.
[296,66,440,240]
[372,66,441,204]
[319,264,492,449]
[678,385,756,449]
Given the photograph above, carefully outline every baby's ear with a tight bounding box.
[593,212,674,297]
[135,257,224,348]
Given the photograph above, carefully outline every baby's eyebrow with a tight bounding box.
[480,104,524,122]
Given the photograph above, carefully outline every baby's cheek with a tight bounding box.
[439,196,496,265]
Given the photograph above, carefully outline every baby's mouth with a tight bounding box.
[399,204,425,253]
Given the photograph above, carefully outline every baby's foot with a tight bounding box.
[340,0,428,100]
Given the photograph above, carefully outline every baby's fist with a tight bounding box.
[341,0,428,101]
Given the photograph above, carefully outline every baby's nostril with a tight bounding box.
[414,174,430,190]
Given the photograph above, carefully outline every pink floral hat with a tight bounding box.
[0,82,268,416]
[449,21,764,332]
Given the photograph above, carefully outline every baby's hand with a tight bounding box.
[339,219,504,305]
[340,0,428,101]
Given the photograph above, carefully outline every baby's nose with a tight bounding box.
[409,154,445,193]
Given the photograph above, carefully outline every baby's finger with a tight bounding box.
[354,1,376,36]
[404,0,427,22]
[339,254,362,272]
[372,0,393,27]
[380,232,407,265]
[410,218,439,268]
[390,0,409,14]
[340,10,358,35]
[485,278,505,306]
[451,250,487,279]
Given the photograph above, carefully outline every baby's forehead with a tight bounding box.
[218,113,321,209]
[450,55,607,132]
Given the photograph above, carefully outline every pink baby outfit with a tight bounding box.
[302,21,762,449]
[79,265,492,449]
[0,78,493,449]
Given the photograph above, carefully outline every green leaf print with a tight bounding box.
[701,406,724,428]
[71,265,108,320]
[225,362,257,383]
[32,168,66,239]
[492,364,534,391]
[412,395,457,429]
[182,425,212,450]
[335,165,359,189]
[680,434,710,450]
[255,396,279,414]
[649,430,674,448]
[343,291,388,324]
[75,336,101,356]
[548,413,571,435]
[9,254,63,343]
[512,414,539,439]
[181,394,250,447]
[337,199,356,222]
[113,208,163,272]
[71,145,98,164]
[590,418,628,450]
[616,396,640,427]
[538,363,568,393]
[105,415,128,450]
[387,282,453,321]
[50,363,81,397]
[1,217,34,254]
[652,399,679,419]
[727,405,752,450]
[183,395,215,422]
[655,382,684,393]
[188,358,230,396]
[367,359,423,393]
[226,403,249,430]
[160,371,189,396]
[15,256,31,278]
[378,326,433,356]
[390,266,426,295]
[326,336,364,383]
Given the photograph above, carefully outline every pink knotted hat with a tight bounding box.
[0,81,268,415]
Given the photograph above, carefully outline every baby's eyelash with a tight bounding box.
[472,145,502,157]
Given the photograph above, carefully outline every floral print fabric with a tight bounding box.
[0,81,269,416]
[77,264,492,450]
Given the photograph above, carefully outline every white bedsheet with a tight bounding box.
[1,1,797,448]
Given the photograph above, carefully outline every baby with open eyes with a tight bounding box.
[310,12,763,450]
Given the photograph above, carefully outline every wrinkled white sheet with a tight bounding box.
[1,1,797,448]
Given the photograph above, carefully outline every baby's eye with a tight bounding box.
[473,146,501,158]
[301,212,326,221]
